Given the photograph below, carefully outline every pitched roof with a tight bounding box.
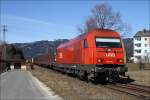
[134,29,150,37]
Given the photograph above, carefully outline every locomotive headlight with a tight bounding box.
[97,59,102,63]
[118,59,124,63]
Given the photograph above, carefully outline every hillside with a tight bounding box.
[13,39,68,58]
[13,38,133,60]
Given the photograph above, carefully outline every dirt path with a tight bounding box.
[31,65,141,100]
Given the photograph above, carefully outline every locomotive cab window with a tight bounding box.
[95,38,122,48]
[84,39,88,48]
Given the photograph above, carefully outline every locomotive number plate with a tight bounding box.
[105,53,115,57]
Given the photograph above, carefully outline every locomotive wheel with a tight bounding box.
[78,70,87,81]
[87,72,95,82]
[87,73,92,82]
[79,75,85,81]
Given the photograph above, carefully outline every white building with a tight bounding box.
[133,29,150,63]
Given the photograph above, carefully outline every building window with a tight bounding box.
[135,37,141,41]
[145,44,147,47]
[135,43,141,47]
[135,50,141,53]
[144,50,147,53]
[145,38,147,41]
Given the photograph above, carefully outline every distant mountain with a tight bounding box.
[12,38,133,60]
[13,39,69,59]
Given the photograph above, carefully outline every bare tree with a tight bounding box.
[77,26,85,35]
[137,54,150,70]
[143,53,150,64]
[138,58,145,70]
[78,3,131,36]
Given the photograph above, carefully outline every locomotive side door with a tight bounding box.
[82,39,90,64]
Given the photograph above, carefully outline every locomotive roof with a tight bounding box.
[57,29,119,48]
[58,32,87,48]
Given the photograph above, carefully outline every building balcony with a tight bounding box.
[134,53,142,56]
[134,40,141,43]
[134,46,141,50]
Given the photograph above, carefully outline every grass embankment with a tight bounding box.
[127,63,150,86]
[31,65,140,100]
[127,63,150,71]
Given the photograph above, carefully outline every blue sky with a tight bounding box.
[1,0,150,43]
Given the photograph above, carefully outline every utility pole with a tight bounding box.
[2,25,7,60]
[1,25,8,70]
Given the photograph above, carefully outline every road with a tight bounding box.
[0,70,62,100]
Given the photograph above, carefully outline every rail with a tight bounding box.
[105,83,150,99]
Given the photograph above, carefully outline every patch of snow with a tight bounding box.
[31,73,63,100]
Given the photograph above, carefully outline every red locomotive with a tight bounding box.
[33,29,128,82]
[55,29,127,82]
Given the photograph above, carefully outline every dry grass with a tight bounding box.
[127,70,150,86]
[31,65,141,100]
[127,63,150,71]
[127,63,150,86]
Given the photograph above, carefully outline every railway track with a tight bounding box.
[37,65,150,99]
[105,83,150,99]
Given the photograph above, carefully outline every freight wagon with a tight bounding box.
[33,53,53,67]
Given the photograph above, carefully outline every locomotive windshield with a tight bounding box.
[96,38,122,48]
